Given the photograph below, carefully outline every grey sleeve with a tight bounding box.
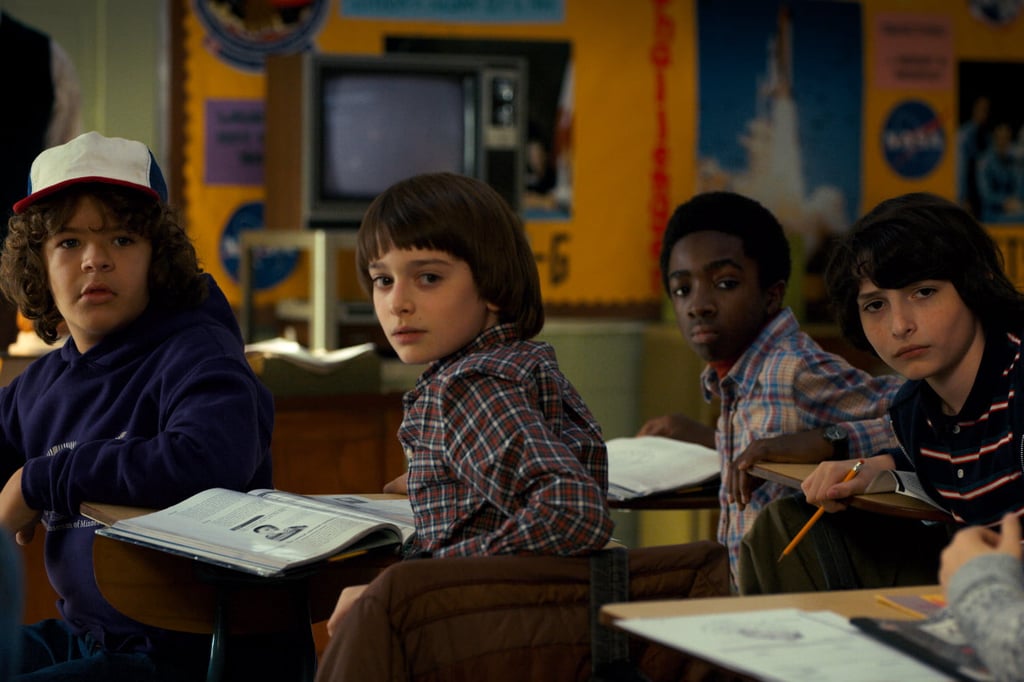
[947,552,1024,682]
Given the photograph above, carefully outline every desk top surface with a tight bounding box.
[601,583,941,625]
[750,462,951,522]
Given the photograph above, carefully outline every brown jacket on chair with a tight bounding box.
[316,541,731,682]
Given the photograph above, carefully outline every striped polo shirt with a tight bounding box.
[891,330,1024,527]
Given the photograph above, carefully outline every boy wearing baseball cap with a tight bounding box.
[0,131,275,680]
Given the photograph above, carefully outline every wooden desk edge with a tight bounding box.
[749,462,951,523]
[82,501,152,526]
[599,584,942,626]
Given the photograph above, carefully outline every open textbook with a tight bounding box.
[605,436,719,501]
[863,469,947,511]
[94,489,415,578]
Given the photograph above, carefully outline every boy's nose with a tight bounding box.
[82,245,113,272]
[686,289,715,318]
[889,305,915,337]
[388,287,413,316]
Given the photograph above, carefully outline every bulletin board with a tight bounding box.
[179,0,1024,321]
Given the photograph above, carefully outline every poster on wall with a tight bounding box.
[956,61,1024,224]
[968,0,1024,26]
[341,0,564,23]
[696,0,862,321]
[193,0,329,71]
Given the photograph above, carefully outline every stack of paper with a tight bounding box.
[605,436,719,501]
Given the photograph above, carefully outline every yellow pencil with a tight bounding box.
[777,459,864,562]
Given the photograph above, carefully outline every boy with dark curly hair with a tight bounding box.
[0,131,274,681]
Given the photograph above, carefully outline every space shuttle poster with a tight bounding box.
[696,1,863,321]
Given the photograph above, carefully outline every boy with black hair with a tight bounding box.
[637,191,902,586]
[0,131,274,680]
[743,192,1024,597]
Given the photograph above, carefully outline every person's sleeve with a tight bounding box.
[791,354,903,458]
[947,553,1024,682]
[0,376,28,485]
[20,356,270,516]
[433,373,613,557]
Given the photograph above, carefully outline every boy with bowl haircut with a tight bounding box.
[0,131,274,680]
[325,171,613,635]
[637,191,903,585]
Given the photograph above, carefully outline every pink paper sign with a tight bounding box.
[874,13,953,90]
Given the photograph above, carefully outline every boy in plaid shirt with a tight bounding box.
[637,191,902,587]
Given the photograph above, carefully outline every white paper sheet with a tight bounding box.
[617,608,953,682]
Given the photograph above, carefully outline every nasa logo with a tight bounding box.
[881,100,945,179]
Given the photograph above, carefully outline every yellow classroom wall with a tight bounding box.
[182,0,1024,318]
[184,0,693,312]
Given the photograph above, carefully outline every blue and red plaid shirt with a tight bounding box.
[703,308,904,583]
[400,323,613,557]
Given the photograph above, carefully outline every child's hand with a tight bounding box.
[636,413,716,447]
[383,472,408,495]
[0,467,42,544]
[940,512,1022,589]
[801,455,893,512]
[326,583,369,638]
[730,430,835,510]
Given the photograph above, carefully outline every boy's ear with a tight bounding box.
[764,280,786,314]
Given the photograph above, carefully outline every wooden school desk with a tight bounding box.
[601,585,945,681]
[83,500,402,682]
[749,461,952,522]
[600,583,940,625]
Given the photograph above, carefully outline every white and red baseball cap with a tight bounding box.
[13,131,168,214]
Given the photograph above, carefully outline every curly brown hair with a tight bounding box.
[1,184,207,344]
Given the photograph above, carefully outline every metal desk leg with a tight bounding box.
[206,588,229,682]
[292,579,318,682]
[203,577,318,682]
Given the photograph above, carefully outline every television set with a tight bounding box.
[265,51,527,229]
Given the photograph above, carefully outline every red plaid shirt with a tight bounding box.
[400,324,613,557]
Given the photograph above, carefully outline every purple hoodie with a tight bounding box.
[0,274,273,652]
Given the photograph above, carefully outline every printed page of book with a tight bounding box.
[864,470,946,510]
[254,491,416,542]
[97,488,402,577]
[605,435,719,500]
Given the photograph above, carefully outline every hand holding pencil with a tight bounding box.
[777,459,864,562]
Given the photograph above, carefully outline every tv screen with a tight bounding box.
[318,72,473,200]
